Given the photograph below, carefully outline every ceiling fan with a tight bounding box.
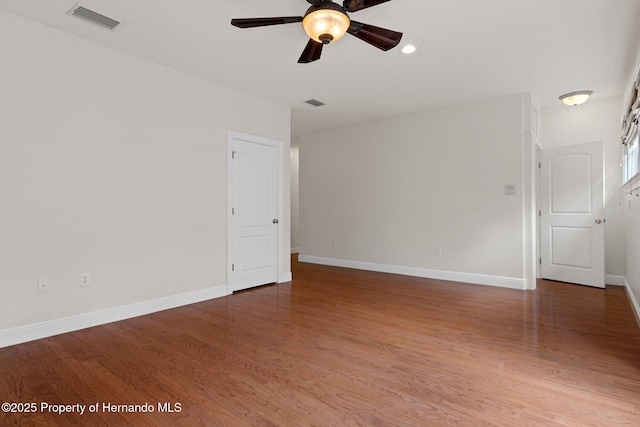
[231,0,403,63]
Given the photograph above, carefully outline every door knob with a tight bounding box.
[273,219,279,224]
[595,219,602,224]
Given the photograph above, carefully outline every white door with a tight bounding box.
[540,141,604,288]
[228,133,280,292]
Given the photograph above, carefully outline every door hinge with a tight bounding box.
[232,263,235,272]
[538,162,541,169]
[232,207,235,215]
[539,258,542,265]
[232,150,236,159]
[538,209,541,217]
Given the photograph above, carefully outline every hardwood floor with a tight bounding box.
[1,256,639,426]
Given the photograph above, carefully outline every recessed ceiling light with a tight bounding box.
[402,44,416,54]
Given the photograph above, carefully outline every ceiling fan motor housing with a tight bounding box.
[303,2,350,45]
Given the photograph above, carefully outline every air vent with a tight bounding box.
[305,99,325,107]
[68,4,121,30]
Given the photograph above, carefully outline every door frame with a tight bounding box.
[226,130,284,294]
[535,143,542,280]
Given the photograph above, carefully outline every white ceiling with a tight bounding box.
[2,0,640,137]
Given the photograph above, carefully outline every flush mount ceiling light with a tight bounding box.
[559,90,593,106]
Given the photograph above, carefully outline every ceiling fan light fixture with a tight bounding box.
[302,5,350,45]
[559,90,593,106]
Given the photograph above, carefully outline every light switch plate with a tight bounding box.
[505,184,517,196]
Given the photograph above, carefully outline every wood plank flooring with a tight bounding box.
[1,256,639,426]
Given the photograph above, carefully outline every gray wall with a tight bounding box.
[0,11,291,333]
[299,94,533,288]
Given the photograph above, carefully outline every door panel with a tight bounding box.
[240,235,272,271]
[229,135,280,292]
[540,141,604,288]
[551,226,591,268]
[550,154,592,213]
[239,153,272,226]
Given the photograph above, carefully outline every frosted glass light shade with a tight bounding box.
[559,91,593,106]
[302,8,350,44]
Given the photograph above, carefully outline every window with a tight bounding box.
[622,69,640,186]
[623,132,639,184]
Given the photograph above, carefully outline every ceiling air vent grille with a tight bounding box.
[305,99,325,107]
[68,4,121,30]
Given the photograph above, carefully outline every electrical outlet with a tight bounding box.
[435,247,443,256]
[37,278,49,293]
[333,240,338,247]
[80,273,90,287]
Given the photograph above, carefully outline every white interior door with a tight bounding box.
[540,141,604,288]
[228,133,280,292]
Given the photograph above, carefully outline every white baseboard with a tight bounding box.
[279,272,293,283]
[623,278,640,328]
[291,247,300,254]
[605,275,626,286]
[0,285,228,349]
[298,255,527,290]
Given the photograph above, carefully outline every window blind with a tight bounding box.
[622,71,640,146]
[622,66,640,187]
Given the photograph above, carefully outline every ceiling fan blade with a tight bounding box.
[347,21,402,51]
[231,16,303,28]
[298,39,323,63]
[343,0,392,12]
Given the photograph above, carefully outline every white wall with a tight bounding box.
[0,11,291,338]
[539,97,625,281]
[299,94,533,289]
